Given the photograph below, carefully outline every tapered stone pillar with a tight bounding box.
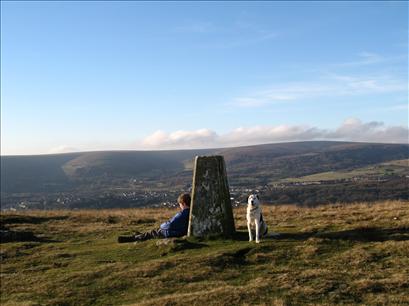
[188,156,235,237]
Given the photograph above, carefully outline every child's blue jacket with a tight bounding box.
[160,208,190,237]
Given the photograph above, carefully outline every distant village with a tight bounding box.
[2,186,253,211]
[2,172,407,211]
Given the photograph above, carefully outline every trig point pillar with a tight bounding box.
[188,155,236,237]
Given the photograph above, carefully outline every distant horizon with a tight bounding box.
[1,1,408,155]
[1,139,408,157]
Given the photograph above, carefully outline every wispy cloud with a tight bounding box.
[333,51,407,68]
[197,31,278,49]
[173,21,219,34]
[231,73,407,108]
[334,51,383,67]
[140,118,409,149]
[173,20,279,49]
[378,104,409,111]
[230,51,407,108]
[328,73,407,93]
[232,95,294,108]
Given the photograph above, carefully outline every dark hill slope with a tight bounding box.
[62,149,213,178]
[1,149,213,193]
[1,153,82,193]
[218,142,409,185]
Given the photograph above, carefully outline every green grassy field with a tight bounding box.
[1,201,408,305]
[278,159,409,183]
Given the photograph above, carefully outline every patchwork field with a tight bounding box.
[279,159,409,183]
[1,201,408,305]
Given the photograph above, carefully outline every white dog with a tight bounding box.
[247,194,268,243]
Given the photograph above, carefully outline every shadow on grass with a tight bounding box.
[233,231,252,241]
[0,229,60,243]
[231,227,409,243]
[273,227,409,242]
[0,215,68,226]
[170,239,208,251]
[207,247,253,269]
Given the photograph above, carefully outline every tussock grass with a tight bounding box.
[1,200,408,305]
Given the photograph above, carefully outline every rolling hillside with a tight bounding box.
[2,141,408,195]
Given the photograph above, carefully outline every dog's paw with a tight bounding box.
[255,240,261,244]
[249,238,253,242]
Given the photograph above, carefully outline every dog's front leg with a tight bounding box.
[247,220,253,242]
[255,218,261,243]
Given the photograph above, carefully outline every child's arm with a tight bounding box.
[160,212,182,230]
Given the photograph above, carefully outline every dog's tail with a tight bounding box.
[263,224,268,236]
[260,214,268,236]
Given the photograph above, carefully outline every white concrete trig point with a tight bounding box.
[188,155,236,238]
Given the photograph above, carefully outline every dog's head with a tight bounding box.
[247,194,260,208]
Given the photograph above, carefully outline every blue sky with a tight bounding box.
[1,1,408,155]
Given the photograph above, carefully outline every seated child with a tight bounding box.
[118,193,190,243]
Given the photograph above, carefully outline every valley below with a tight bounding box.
[1,141,408,210]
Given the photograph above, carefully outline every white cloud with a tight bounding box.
[327,118,409,143]
[217,124,325,147]
[140,118,408,150]
[142,129,217,149]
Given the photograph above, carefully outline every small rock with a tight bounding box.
[155,238,175,246]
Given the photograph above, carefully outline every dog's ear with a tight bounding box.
[256,195,259,200]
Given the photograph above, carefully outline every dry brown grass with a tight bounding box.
[1,200,408,305]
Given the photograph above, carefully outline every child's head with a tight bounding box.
[177,193,191,208]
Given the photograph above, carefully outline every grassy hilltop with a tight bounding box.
[1,201,409,305]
